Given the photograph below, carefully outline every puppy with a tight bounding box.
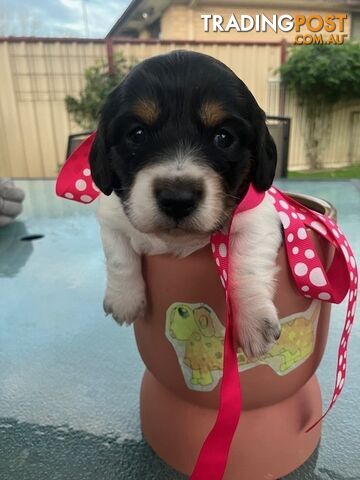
[90,50,282,358]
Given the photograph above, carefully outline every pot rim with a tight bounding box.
[287,192,336,219]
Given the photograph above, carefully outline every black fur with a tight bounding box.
[89,50,277,202]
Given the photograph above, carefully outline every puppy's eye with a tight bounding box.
[128,127,146,145]
[214,129,234,149]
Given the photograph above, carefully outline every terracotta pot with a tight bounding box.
[134,193,335,480]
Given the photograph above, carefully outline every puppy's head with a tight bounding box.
[90,50,276,236]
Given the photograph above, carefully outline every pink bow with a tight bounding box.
[56,132,99,203]
[56,134,358,480]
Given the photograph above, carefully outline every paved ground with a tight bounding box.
[0,180,359,480]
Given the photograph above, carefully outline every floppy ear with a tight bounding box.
[251,110,277,191]
[89,122,113,196]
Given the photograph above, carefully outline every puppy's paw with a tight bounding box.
[234,304,281,359]
[103,290,146,326]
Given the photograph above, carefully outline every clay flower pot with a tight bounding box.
[134,193,335,480]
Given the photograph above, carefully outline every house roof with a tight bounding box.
[107,0,360,38]
[107,0,172,37]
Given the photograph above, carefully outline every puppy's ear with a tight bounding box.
[251,110,277,191]
[89,123,113,196]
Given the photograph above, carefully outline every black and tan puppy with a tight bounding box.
[90,50,282,358]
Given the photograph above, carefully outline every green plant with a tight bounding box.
[279,43,360,169]
[65,53,135,130]
[279,43,360,104]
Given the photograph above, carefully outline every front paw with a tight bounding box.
[234,304,281,359]
[103,290,146,326]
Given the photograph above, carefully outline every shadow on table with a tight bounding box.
[283,444,359,480]
[0,222,34,277]
[0,418,186,480]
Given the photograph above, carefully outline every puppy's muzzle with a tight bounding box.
[154,178,203,221]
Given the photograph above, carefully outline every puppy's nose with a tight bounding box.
[155,183,202,220]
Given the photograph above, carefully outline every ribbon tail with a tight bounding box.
[190,298,242,480]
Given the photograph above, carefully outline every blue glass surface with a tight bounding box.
[0,180,359,480]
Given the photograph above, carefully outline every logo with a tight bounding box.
[201,14,348,45]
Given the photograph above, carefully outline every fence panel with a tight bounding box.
[0,38,283,178]
[0,38,358,178]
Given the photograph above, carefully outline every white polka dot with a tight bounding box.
[83,168,91,176]
[64,192,74,199]
[351,303,356,317]
[350,272,354,281]
[336,371,342,387]
[344,350,347,359]
[341,245,350,263]
[297,227,307,240]
[344,240,348,247]
[219,243,227,258]
[268,194,276,204]
[216,258,220,267]
[270,187,276,193]
[309,267,327,287]
[294,262,308,276]
[332,228,339,239]
[80,195,92,203]
[75,179,87,191]
[339,377,345,390]
[279,211,290,229]
[220,277,225,288]
[346,320,351,332]
[92,182,100,192]
[298,213,306,220]
[304,294,311,298]
[291,212,298,219]
[311,221,327,235]
[350,256,355,269]
[292,247,299,255]
[305,249,315,259]
[223,270,227,281]
[287,233,294,242]
[318,292,331,301]
[279,200,289,209]
[211,243,215,253]
[333,393,338,403]
[349,291,354,301]
[301,285,310,292]
[339,355,343,366]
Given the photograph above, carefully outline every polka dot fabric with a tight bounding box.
[265,186,358,431]
[55,132,99,204]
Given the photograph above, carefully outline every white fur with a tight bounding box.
[97,190,282,359]
[126,158,225,234]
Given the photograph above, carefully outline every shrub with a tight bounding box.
[65,53,135,130]
[279,42,360,105]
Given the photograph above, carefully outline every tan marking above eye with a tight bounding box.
[199,102,227,127]
[133,98,159,124]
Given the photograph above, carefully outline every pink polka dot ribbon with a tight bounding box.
[55,132,99,203]
[56,135,357,480]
